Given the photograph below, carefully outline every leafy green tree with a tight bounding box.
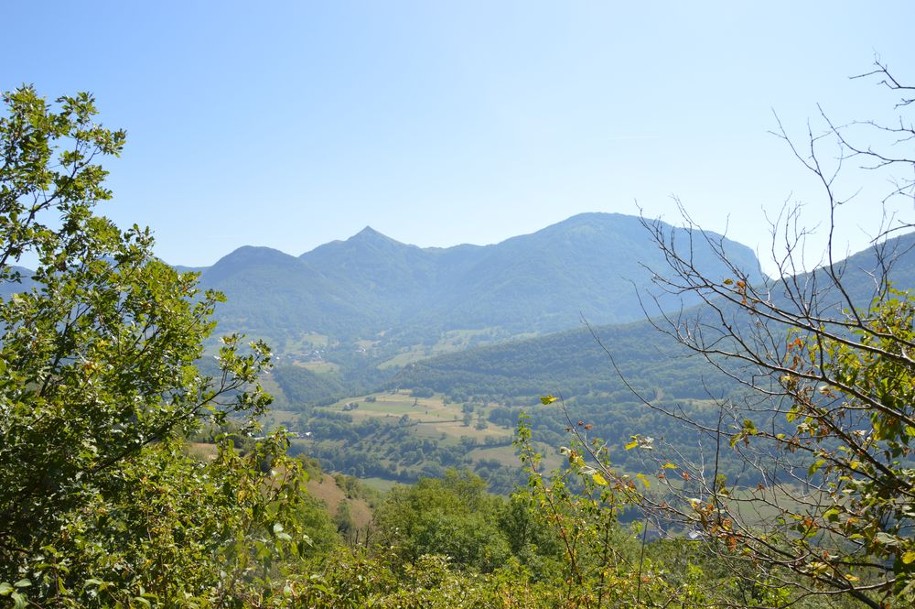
[372,469,512,573]
[0,86,335,606]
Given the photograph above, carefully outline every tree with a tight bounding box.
[371,469,512,573]
[513,410,729,609]
[0,86,333,606]
[588,61,915,608]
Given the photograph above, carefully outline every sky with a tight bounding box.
[3,1,913,275]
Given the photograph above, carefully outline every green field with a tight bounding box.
[378,328,519,369]
[360,477,400,493]
[297,360,340,373]
[323,391,513,441]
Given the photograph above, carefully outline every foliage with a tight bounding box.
[601,60,915,608]
[523,399,873,609]
[272,363,346,407]
[372,469,512,573]
[261,547,566,609]
[513,409,739,608]
[0,86,337,606]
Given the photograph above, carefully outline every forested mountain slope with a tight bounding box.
[198,212,763,346]
[393,230,915,406]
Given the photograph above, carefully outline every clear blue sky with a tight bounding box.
[4,2,912,274]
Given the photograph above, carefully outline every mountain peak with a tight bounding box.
[346,226,406,248]
[357,225,380,236]
[351,226,385,240]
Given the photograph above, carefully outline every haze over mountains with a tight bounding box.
[196,212,764,348]
[5,211,912,408]
[4,210,914,490]
[394,227,915,401]
[185,211,915,416]
[5,210,913,413]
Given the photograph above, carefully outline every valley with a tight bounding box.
[189,214,915,495]
[5,19,913,605]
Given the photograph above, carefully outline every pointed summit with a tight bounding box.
[343,226,414,253]
[301,226,408,259]
[347,226,403,245]
[349,226,394,244]
[354,226,381,237]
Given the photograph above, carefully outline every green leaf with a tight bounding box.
[11,592,26,609]
[624,438,639,450]
[540,395,558,405]
[808,459,826,476]
[592,472,608,486]
[875,532,899,547]
[0,583,12,596]
[902,550,915,565]
[272,522,293,542]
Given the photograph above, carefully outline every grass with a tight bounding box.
[466,446,519,467]
[360,477,399,493]
[298,360,340,373]
[323,390,514,441]
[468,442,563,471]
[284,331,332,351]
[186,442,218,461]
[306,473,373,529]
[378,328,517,369]
[262,407,302,425]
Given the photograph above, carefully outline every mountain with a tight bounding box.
[813,230,915,306]
[198,212,764,348]
[198,245,382,339]
[0,266,37,300]
[364,229,915,489]
[393,229,915,407]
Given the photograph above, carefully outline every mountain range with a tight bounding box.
[392,227,915,404]
[6,211,912,414]
[5,211,914,489]
[197,212,764,349]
